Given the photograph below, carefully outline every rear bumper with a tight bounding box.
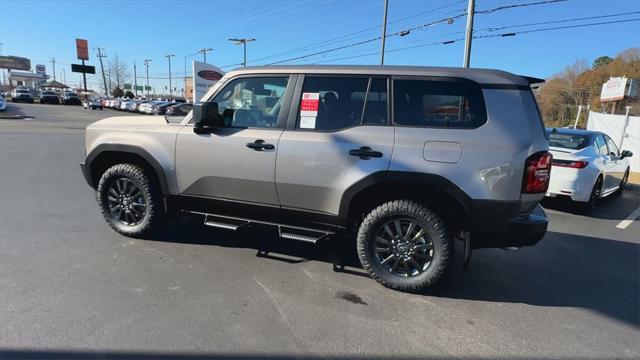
[467,201,548,249]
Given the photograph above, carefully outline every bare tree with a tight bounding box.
[108,53,131,89]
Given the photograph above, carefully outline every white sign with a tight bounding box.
[600,76,627,102]
[192,60,224,104]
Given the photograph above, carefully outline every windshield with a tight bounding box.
[547,131,590,149]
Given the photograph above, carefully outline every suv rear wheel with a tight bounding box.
[97,163,161,237]
[356,200,452,292]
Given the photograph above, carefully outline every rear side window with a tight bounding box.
[296,76,388,131]
[594,135,608,156]
[393,79,487,128]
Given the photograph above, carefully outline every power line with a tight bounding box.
[477,10,640,32]
[264,0,567,65]
[248,0,467,64]
[310,17,640,65]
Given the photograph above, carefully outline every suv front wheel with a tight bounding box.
[97,163,161,237]
[356,200,452,292]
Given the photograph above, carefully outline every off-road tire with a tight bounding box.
[356,200,452,292]
[97,163,162,238]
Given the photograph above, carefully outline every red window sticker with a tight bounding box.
[300,92,320,117]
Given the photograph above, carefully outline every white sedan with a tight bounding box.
[546,128,633,209]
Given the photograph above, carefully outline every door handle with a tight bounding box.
[246,139,275,151]
[349,146,383,159]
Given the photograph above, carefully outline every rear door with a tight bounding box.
[275,75,394,216]
[175,75,294,205]
[604,134,625,190]
[594,134,617,191]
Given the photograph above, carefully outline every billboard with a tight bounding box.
[192,60,224,104]
[36,64,46,74]
[71,63,95,74]
[76,38,89,60]
[0,55,31,70]
[600,77,627,102]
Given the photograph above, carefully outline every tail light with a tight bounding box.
[552,159,588,169]
[522,151,552,193]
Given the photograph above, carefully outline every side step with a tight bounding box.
[194,211,333,244]
[204,214,249,231]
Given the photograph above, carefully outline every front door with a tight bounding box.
[276,75,394,216]
[175,75,293,205]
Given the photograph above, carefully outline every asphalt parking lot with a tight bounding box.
[0,102,639,359]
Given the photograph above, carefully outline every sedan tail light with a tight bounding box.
[552,159,589,169]
[522,151,552,194]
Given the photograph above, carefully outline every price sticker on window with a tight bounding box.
[300,92,320,117]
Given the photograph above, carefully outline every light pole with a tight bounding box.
[143,59,151,98]
[199,48,213,63]
[166,54,175,100]
[228,38,255,67]
[380,0,389,65]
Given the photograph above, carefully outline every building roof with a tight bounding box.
[40,80,69,89]
[227,65,532,86]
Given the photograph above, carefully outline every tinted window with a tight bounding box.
[362,78,388,125]
[297,77,369,131]
[604,135,619,156]
[594,135,608,156]
[211,76,288,128]
[393,79,486,128]
[547,131,590,150]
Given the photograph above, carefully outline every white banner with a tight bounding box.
[192,61,224,104]
[587,110,640,173]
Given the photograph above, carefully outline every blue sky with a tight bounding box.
[1,0,638,93]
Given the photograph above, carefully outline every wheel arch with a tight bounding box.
[339,171,472,231]
[84,144,170,195]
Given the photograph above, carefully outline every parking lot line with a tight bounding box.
[616,205,640,229]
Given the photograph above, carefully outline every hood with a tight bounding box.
[86,115,170,131]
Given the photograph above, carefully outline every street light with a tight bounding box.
[143,59,152,98]
[228,38,255,67]
[199,48,213,63]
[166,54,175,100]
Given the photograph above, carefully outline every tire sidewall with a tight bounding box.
[97,165,156,236]
[357,201,450,291]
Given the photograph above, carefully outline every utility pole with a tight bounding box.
[199,48,213,63]
[133,62,138,97]
[380,0,389,65]
[62,68,66,85]
[96,47,108,96]
[462,0,475,68]
[108,67,112,95]
[166,54,175,100]
[51,58,56,81]
[144,59,151,98]
[228,38,256,67]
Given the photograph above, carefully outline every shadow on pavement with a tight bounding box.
[435,231,639,327]
[541,190,640,220]
[0,350,607,360]
[0,103,34,119]
[150,217,639,327]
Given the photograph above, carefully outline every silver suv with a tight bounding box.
[81,65,551,291]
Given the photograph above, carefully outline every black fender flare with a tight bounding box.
[82,144,170,195]
[337,171,472,224]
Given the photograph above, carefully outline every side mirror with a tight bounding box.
[193,102,220,134]
[621,150,633,158]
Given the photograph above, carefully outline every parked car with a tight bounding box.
[62,92,82,105]
[12,89,34,103]
[139,100,164,114]
[153,102,179,115]
[83,98,103,110]
[165,103,193,116]
[0,95,7,111]
[545,128,632,209]
[39,91,61,105]
[81,65,552,292]
[134,100,152,113]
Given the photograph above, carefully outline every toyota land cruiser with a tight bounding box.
[81,65,551,291]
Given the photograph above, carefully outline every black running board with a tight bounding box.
[191,211,333,244]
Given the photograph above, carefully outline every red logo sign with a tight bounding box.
[197,70,223,81]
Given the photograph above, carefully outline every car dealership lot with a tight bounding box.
[0,103,639,359]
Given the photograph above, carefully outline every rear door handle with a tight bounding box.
[246,139,275,151]
[349,146,383,159]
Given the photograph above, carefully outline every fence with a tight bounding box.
[587,110,640,173]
